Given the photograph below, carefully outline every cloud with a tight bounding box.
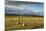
[5,2,44,16]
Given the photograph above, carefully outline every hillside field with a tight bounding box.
[5,16,44,31]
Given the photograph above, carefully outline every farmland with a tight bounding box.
[5,16,44,30]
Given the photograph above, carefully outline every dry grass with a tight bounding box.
[5,16,44,30]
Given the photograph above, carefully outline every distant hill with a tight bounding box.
[5,13,43,17]
[5,7,44,16]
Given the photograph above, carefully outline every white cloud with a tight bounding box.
[8,0,44,2]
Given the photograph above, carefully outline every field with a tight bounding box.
[5,16,44,31]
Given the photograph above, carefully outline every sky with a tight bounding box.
[5,1,44,16]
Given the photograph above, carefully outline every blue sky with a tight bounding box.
[5,2,44,16]
[23,3,43,12]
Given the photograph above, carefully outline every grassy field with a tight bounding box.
[5,16,44,31]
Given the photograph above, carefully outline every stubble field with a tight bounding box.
[5,16,44,31]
